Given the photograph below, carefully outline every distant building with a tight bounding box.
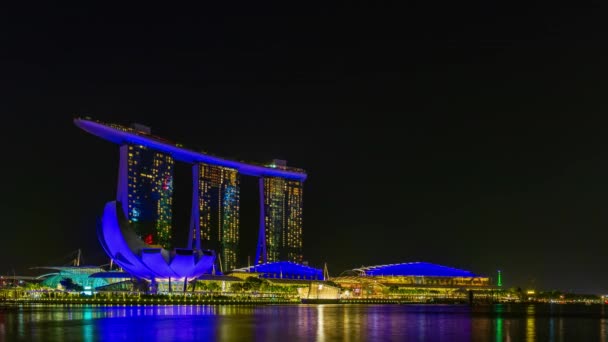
[231,261,322,280]
[332,262,494,298]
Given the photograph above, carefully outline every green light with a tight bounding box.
[495,304,504,342]
[497,270,502,287]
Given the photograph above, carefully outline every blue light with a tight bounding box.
[99,201,216,280]
[358,262,480,277]
[233,261,323,280]
[75,119,307,181]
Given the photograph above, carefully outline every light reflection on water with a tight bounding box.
[316,304,324,341]
[526,304,536,342]
[601,305,607,342]
[0,304,606,341]
[495,304,503,342]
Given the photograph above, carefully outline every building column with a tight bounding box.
[188,164,201,250]
[255,177,267,264]
[116,145,130,218]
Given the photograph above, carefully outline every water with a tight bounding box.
[0,304,607,341]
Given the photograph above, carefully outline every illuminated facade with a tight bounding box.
[256,169,304,264]
[190,163,240,272]
[117,144,174,249]
[285,179,304,262]
[75,118,308,279]
[332,262,494,298]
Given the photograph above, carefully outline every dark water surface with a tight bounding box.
[0,304,606,341]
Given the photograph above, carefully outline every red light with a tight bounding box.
[144,234,154,245]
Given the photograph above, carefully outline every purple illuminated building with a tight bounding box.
[98,201,215,280]
[75,118,307,277]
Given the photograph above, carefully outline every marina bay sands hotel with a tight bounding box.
[75,118,306,272]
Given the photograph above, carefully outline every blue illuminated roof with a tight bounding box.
[232,261,323,280]
[74,118,307,181]
[354,262,480,277]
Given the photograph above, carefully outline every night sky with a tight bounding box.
[2,3,608,293]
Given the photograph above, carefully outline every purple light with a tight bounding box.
[99,201,215,280]
[75,119,307,181]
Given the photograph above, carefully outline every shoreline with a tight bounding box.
[3,298,597,306]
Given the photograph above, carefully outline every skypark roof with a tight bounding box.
[353,262,481,277]
[74,118,307,181]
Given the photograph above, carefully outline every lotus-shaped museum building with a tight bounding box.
[98,201,216,280]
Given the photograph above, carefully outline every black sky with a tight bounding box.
[2,2,608,293]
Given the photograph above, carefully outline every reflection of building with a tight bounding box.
[257,160,304,264]
[190,163,240,272]
[118,144,174,249]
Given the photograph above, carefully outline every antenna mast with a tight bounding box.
[74,249,82,267]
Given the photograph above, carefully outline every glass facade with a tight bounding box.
[286,179,303,262]
[196,164,240,272]
[263,177,303,263]
[123,144,174,249]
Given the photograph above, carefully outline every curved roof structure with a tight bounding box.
[74,118,307,181]
[232,261,323,280]
[38,266,115,289]
[353,262,480,277]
